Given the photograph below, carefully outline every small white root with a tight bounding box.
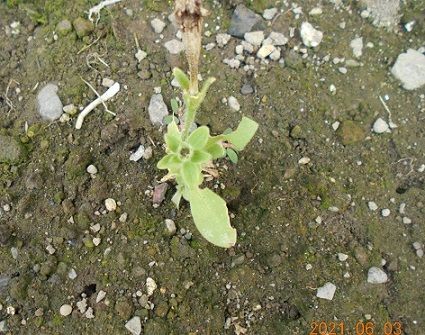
[88,0,123,24]
[75,82,120,130]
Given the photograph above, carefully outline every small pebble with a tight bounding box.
[316,282,336,300]
[96,290,107,303]
[263,8,278,20]
[93,237,101,246]
[165,219,176,235]
[105,198,117,211]
[298,157,311,165]
[228,96,240,111]
[381,208,390,217]
[68,268,77,280]
[86,164,98,175]
[125,316,142,335]
[403,217,412,224]
[373,118,390,134]
[146,277,157,296]
[59,304,73,316]
[337,253,349,262]
[413,242,422,250]
[367,267,388,284]
[150,18,166,34]
[368,201,378,211]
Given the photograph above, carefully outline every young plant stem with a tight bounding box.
[181,96,196,140]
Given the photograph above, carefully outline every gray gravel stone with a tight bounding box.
[228,4,263,38]
[148,94,169,126]
[37,84,63,121]
[241,83,254,95]
[56,19,72,36]
[316,282,336,300]
[125,316,142,335]
[367,267,388,284]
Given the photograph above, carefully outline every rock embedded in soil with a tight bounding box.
[367,267,388,284]
[244,31,264,47]
[105,198,117,212]
[372,118,390,134]
[316,282,336,300]
[72,18,94,38]
[153,183,168,205]
[37,84,63,121]
[150,18,166,34]
[368,201,378,211]
[125,316,142,335]
[148,94,169,126]
[59,304,72,316]
[240,83,254,95]
[164,39,184,54]
[268,32,288,46]
[56,19,72,36]
[391,49,425,90]
[337,120,365,145]
[164,219,176,236]
[350,37,363,58]
[0,135,21,163]
[228,96,240,111]
[216,33,231,47]
[300,22,323,48]
[263,8,278,20]
[228,4,263,38]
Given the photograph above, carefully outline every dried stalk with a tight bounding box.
[174,0,208,95]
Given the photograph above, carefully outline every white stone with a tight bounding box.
[309,7,323,16]
[300,22,323,48]
[102,78,115,88]
[87,164,98,174]
[165,219,176,235]
[105,198,117,211]
[413,242,422,250]
[257,44,275,59]
[268,32,288,46]
[263,8,278,20]
[59,304,72,316]
[37,84,63,121]
[241,41,254,53]
[216,33,231,47]
[93,237,101,246]
[84,307,94,319]
[332,121,340,131]
[125,316,142,335]
[130,145,145,162]
[316,282,336,300]
[417,249,424,258]
[391,49,425,90]
[367,267,388,284]
[368,201,378,211]
[46,245,56,255]
[146,277,157,296]
[244,31,265,47]
[228,96,240,111]
[298,157,311,165]
[90,223,101,233]
[381,208,390,217]
[150,18,166,34]
[269,48,281,61]
[135,49,147,63]
[350,37,363,58]
[337,253,349,261]
[235,45,244,55]
[68,268,77,280]
[164,39,184,54]
[119,213,128,223]
[96,290,107,303]
[403,217,412,224]
[372,118,390,134]
[148,94,169,126]
[143,147,153,160]
[338,67,347,74]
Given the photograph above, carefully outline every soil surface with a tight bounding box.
[0,0,424,334]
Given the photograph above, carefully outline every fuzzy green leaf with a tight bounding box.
[191,150,212,164]
[165,134,180,153]
[205,142,226,159]
[157,154,181,171]
[170,99,179,113]
[173,68,190,91]
[189,188,236,248]
[226,148,238,164]
[225,117,259,151]
[187,126,209,149]
[181,161,202,188]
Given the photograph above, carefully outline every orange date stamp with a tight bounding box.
[309,320,403,335]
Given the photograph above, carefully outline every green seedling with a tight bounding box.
[157,68,258,248]
[157,0,258,247]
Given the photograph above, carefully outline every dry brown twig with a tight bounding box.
[173,0,208,95]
